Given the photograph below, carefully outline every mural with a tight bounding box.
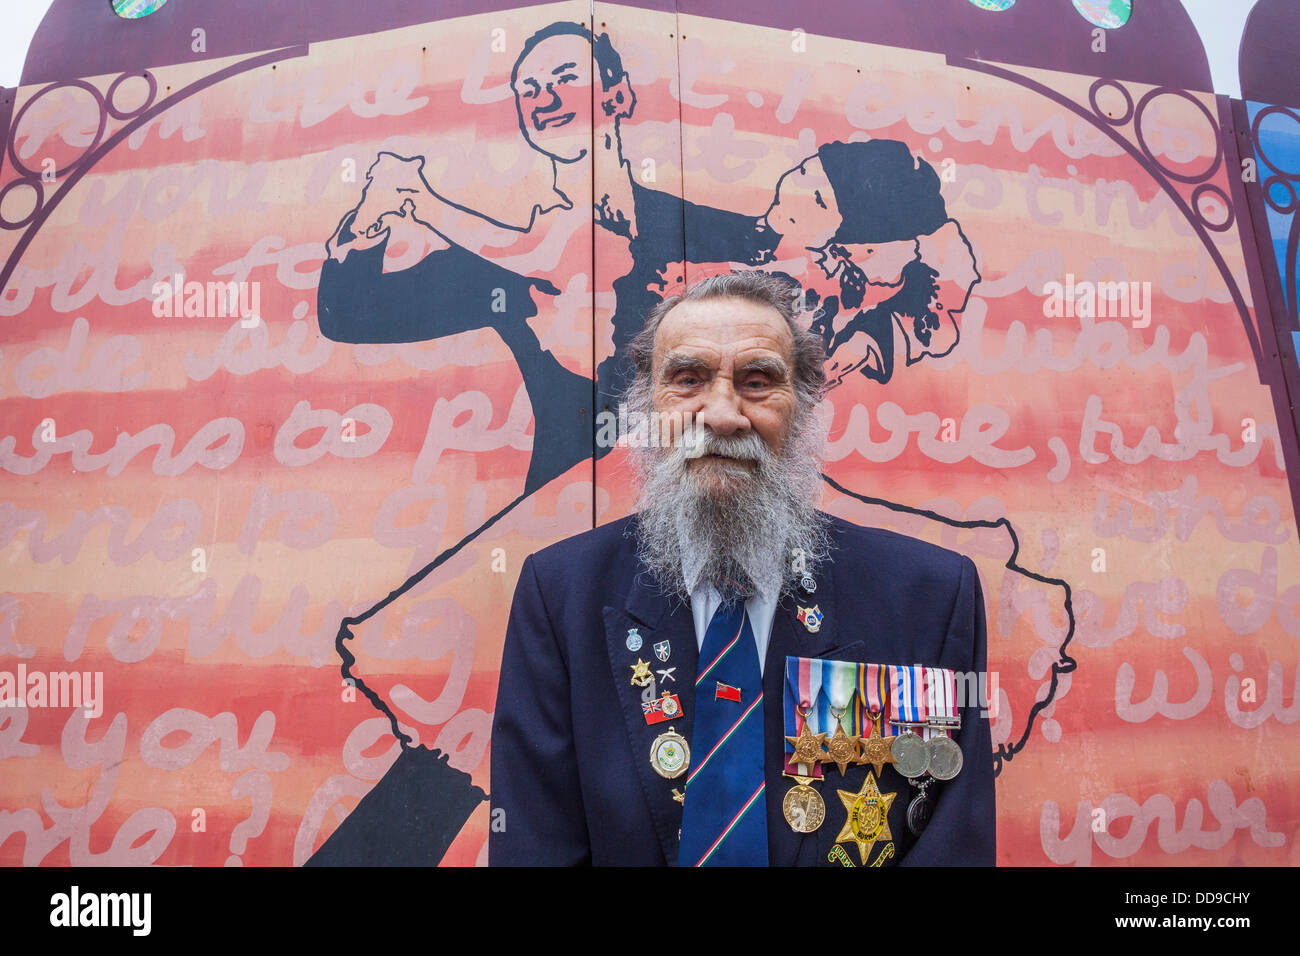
[1,0,1297,867]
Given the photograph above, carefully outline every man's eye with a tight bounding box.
[675,374,703,387]
[743,377,771,389]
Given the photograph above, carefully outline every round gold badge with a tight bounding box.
[650,727,690,779]
[782,782,826,833]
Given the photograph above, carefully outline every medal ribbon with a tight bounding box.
[783,656,828,777]
[826,659,857,721]
[888,664,927,730]
[923,666,958,742]
[857,663,896,738]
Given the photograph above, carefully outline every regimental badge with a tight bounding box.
[653,640,671,662]
[834,771,897,865]
[642,692,682,724]
[650,727,690,779]
[629,658,654,687]
[626,628,643,652]
[796,605,823,633]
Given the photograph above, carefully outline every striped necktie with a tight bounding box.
[677,599,768,866]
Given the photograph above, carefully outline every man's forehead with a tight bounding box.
[653,297,793,364]
[516,35,589,76]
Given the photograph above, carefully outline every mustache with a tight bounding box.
[679,428,771,464]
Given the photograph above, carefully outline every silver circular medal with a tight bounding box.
[906,791,932,836]
[926,734,963,781]
[890,730,930,779]
[650,727,689,779]
[800,574,816,594]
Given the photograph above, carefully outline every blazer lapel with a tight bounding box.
[764,580,871,866]
[602,572,698,865]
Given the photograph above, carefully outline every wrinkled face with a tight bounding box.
[650,298,797,498]
[512,34,591,163]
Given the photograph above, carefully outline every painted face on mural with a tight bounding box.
[512,33,592,163]
[758,154,976,386]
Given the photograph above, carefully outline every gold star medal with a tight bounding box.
[629,658,654,687]
[855,712,897,776]
[782,704,828,833]
[785,719,827,770]
[822,707,859,775]
[834,771,896,865]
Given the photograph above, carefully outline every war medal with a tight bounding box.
[888,664,930,779]
[925,666,963,781]
[856,712,897,775]
[785,709,828,768]
[649,726,690,779]
[906,779,933,836]
[821,661,861,775]
[823,713,859,776]
[853,663,897,775]
[834,771,896,865]
[782,780,826,833]
[782,685,828,833]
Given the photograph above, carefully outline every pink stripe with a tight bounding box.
[695,781,766,867]
[798,655,811,717]
[687,694,763,784]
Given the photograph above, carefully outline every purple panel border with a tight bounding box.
[675,0,1211,92]
[1240,0,1300,110]
[20,0,564,87]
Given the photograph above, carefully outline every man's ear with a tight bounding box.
[599,75,636,120]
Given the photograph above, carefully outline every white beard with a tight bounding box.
[631,414,831,602]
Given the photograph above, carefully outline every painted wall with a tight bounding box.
[1,0,1297,866]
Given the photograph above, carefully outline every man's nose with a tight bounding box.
[693,380,750,436]
[537,84,562,113]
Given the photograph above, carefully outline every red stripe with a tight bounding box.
[695,613,745,686]
[694,781,766,867]
[686,694,763,784]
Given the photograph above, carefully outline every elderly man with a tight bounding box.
[489,271,994,866]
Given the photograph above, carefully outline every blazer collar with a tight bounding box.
[603,555,699,865]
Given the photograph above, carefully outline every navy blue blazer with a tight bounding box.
[489,512,995,866]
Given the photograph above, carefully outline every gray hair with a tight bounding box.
[622,271,833,600]
[623,271,827,416]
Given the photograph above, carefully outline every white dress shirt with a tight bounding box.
[688,584,779,677]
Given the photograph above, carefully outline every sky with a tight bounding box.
[0,0,1267,97]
